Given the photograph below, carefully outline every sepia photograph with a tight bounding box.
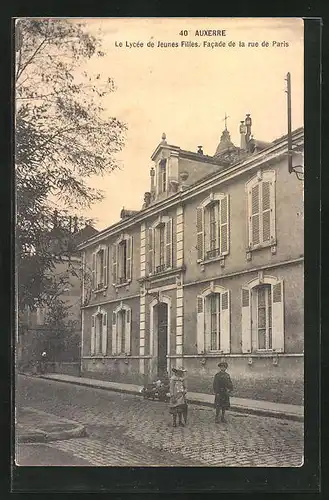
[15,17,304,468]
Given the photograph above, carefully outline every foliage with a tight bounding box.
[15,19,127,311]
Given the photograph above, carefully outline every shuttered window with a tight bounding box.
[241,279,284,354]
[148,217,173,275]
[91,311,108,356]
[196,194,229,262]
[111,306,132,355]
[247,172,276,249]
[197,289,231,354]
[112,236,133,285]
[92,247,109,290]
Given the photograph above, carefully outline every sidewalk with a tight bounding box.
[16,406,87,443]
[31,373,304,422]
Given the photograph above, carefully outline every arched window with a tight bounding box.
[111,303,132,355]
[241,276,284,353]
[91,308,108,356]
[196,285,230,354]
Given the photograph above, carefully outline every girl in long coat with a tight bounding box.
[169,367,188,427]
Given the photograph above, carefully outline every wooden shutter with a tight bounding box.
[103,247,108,287]
[125,308,132,354]
[148,227,154,274]
[241,287,252,353]
[101,312,108,355]
[196,207,204,261]
[92,253,96,289]
[220,196,229,255]
[220,290,230,353]
[269,180,276,241]
[166,218,173,268]
[126,236,133,281]
[196,295,205,353]
[91,315,96,355]
[250,184,260,246]
[262,181,271,243]
[112,244,117,285]
[111,311,117,354]
[272,280,284,352]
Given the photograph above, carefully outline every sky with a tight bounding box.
[77,18,304,230]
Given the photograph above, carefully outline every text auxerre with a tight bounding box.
[194,30,227,36]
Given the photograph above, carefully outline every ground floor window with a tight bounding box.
[197,287,230,354]
[256,285,272,350]
[241,278,284,353]
[112,304,132,355]
[91,310,108,356]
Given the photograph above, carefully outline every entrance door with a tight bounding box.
[157,302,168,378]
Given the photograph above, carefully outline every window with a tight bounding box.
[196,287,230,354]
[118,240,127,283]
[158,159,167,194]
[241,277,284,353]
[246,171,276,249]
[92,246,108,290]
[256,285,272,350]
[210,293,221,351]
[112,235,133,286]
[148,217,173,274]
[196,194,229,262]
[111,305,132,355]
[91,310,108,356]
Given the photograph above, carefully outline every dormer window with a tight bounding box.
[159,159,167,194]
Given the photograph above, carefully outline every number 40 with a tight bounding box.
[179,30,188,36]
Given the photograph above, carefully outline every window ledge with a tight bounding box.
[247,240,277,253]
[114,280,131,289]
[140,265,186,282]
[197,255,226,266]
[92,286,108,294]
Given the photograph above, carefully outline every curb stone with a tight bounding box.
[29,373,303,422]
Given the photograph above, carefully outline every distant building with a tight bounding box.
[78,116,304,404]
[17,222,98,370]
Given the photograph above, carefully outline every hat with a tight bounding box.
[172,367,187,373]
[218,361,228,368]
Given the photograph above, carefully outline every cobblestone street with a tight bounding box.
[16,375,303,467]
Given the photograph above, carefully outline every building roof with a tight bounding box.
[78,126,304,249]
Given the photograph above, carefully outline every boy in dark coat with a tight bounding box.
[213,361,233,423]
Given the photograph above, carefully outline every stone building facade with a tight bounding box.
[79,117,304,404]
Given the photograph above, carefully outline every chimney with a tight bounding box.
[245,114,252,144]
[197,145,204,155]
[150,166,155,196]
[239,120,247,150]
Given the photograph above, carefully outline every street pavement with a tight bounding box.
[16,375,304,467]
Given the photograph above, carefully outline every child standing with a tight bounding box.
[213,361,233,423]
[169,367,188,427]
